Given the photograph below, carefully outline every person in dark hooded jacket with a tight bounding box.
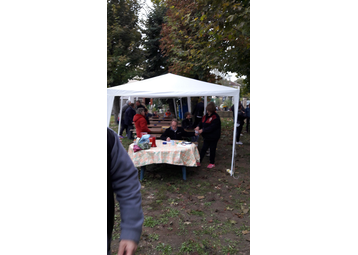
[230,102,246,145]
[195,102,221,169]
[124,103,136,139]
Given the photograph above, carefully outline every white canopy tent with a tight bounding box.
[107,73,240,177]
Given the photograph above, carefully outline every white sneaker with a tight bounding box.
[236,141,243,145]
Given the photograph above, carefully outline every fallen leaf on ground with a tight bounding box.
[197,196,205,199]
[230,220,237,224]
[235,213,243,218]
[226,207,234,211]
[184,222,191,225]
[242,230,250,235]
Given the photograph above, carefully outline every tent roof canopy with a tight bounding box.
[107,73,239,98]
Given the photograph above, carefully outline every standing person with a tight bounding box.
[231,103,246,145]
[119,100,131,138]
[192,99,204,128]
[107,127,144,255]
[195,102,221,169]
[124,103,136,140]
[133,108,151,138]
[245,103,250,133]
[144,108,150,125]
[135,100,145,110]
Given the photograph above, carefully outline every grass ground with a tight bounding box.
[109,115,250,255]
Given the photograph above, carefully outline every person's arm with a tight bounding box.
[109,130,144,248]
[160,128,169,140]
[180,127,195,137]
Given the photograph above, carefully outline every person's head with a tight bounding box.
[170,119,178,130]
[136,100,141,106]
[206,102,216,115]
[127,100,131,105]
[184,112,191,119]
[130,103,135,109]
[166,109,170,113]
[137,108,145,116]
[144,108,148,115]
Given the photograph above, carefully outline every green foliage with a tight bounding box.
[107,0,143,87]
[160,0,217,82]
[155,243,173,254]
[159,0,250,88]
[141,2,169,79]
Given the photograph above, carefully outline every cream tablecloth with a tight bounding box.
[128,140,200,168]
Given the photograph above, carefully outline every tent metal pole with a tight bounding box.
[187,97,191,114]
[180,98,183,120]
[118,97,123,136]
[173,98,177,118]
[204,96,207,115]
[231,93,240,177]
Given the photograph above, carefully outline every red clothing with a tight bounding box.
[133,114,151,138]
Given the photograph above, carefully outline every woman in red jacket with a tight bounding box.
[133,108,151,138]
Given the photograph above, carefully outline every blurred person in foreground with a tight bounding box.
[107,127,144,255]
[160,119,195,141]
[133,108,151,138]
[195,102,221,168]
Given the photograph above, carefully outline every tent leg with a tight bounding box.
[173,98,177,118]
[181,166,187,180]
[140,166,146,181]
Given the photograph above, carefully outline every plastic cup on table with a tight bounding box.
[171,140,175,146]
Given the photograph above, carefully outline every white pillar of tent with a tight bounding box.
[180,98,183,119]
[187,97,191,114]
[107,95,115,127]
[173,98,177,118]
[230,93,240,176]
[204,96,207,115]
[118,97,123,135]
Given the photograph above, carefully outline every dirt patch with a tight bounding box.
[110,117,250,254]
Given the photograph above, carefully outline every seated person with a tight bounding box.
[181,112,198,142]
[164,109,172,118]
[160,119,195,142]
[152,111,158,117]
[181,112,194,129]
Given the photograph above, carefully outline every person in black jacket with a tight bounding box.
[135,100,145,110]
[124,103,136,139]
[192,99,204,128]
[182,112,198,142]
[230,103,246,145]
[119,100,131,137]
[107,127,144,255]
[182,112,194,129]
[195,102,221,169]
[160,119,195,141]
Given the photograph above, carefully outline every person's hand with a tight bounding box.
[166,137,171,142]
[118,240,137,255]
[194,126,199,131]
